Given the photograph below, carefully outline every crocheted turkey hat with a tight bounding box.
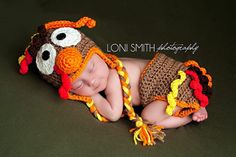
[18,17,117,100]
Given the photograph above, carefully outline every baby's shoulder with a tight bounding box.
[107,69,120,89]
[107,69,121,86]
[102,69,123,101]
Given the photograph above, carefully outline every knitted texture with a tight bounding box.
[139,53,201,117]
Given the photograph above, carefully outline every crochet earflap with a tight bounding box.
[18,17,165,146]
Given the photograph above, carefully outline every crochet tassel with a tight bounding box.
[129,120,165,146]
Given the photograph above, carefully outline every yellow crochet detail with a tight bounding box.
[166,70,187,116]
[86,99,109,122]
[18,55,25,65]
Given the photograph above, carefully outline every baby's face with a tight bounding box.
[70,54,109,96]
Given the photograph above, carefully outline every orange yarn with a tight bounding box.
[68,93,91,102]
[56,48,82,74]
[154,95,200,117]
[184,60,213,88]
[75,17,96,28]
[45,17,96,30]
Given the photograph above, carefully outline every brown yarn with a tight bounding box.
[139,53,200,113]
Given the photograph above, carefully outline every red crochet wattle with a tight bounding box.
[54,66,71,99]
[185,70,209,107]
[19,49,33,74]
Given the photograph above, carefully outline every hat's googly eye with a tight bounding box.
[36,43,56,75]
[51,27,81,47]
[56,33,66,40]
[42,50,50,60]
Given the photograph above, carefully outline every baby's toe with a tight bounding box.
[197,114,205,122]
[192,115,197,121]
[200,117,204,121]
[199,114,207,122]
[197,118,202,122]
[192,115,199,121]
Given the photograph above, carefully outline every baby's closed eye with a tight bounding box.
[88,62,95,73]
[72,80,84,89]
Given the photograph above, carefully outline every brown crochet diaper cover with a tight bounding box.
[139,53,201,117]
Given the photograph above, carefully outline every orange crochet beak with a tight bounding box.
[55,47,82,75]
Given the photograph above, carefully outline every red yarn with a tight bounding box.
[19,59,28,74]
[185,70,209,107]
[54,66,71,99]
[58,87,69,99]
[25,49,33,64]
[19,49,33,74]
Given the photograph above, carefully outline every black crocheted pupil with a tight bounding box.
[56,33,66,40]
[42,50,50,60]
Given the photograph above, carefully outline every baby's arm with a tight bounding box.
[92,91,123,122]
[91,69,124,122]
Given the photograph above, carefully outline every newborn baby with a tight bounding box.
[70,53,209,129]
[18,17,212,145]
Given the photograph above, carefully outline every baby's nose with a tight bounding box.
[88,79,97,87]
[56,48,82,74]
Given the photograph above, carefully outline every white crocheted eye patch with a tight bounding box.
[36,43,57,75]
[50,27,81,47]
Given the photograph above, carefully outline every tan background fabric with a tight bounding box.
[0,0,235,157]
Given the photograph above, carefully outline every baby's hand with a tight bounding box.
[92,93,123,121]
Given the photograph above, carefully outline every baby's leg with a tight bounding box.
[141,100,192,129]
[156,115,192,129]
[141,100,170,124]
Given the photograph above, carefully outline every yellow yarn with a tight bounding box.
[86,100,109,122]
[136,119,143,127]
[166,70,187,116]
[18,55,25,65]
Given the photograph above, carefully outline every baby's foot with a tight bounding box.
[192,107,208,122]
